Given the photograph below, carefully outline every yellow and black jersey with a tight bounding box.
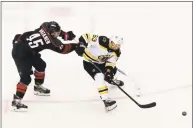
[79,33,121,68]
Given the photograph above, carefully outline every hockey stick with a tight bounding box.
[74,39,156,108]
[116,68,141,96]
[117,68,127,76]
[88,60,156,109]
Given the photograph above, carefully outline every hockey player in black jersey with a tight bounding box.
[11,21,77,111]
[75,33,124,112]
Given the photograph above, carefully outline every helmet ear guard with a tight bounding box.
[110,36,123,46]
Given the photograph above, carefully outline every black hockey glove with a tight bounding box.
[67,31,76,40]
[104,67,114,84]
[75,42,86,56]
[61,31,76,41]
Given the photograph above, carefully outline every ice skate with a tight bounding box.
[34,85,50,96]
[102,99,117,112]
[111,79,124,86]
[11,94,28,112]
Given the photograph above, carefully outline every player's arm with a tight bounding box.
[104,50,121,83]
[106,49,121,67]
[59,30,76,41]
[74,33,94,56]
[49,37,78,54]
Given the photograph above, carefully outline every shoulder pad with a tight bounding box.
[98,36,109,48]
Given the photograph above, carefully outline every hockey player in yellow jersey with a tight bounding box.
[75,33,124,111]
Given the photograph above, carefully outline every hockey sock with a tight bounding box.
[34,70,45,85]
[98,85,108,100]
[94,73,109,100]
[16,83,27,99]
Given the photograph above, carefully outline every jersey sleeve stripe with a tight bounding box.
[82,34,88,43]
[105,62,116,68]
[61,44,69,54]
[99,45,107,51]
[67,44,72,53]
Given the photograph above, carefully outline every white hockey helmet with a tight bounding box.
[110,36,123,46]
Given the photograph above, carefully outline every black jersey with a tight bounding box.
[14,22,76,55]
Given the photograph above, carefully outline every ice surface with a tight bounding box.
[2,2,192,128]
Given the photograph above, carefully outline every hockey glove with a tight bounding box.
[62,31,76,41]
[67,31,76,40]
[75,42,86,56]
[104,67,114,84]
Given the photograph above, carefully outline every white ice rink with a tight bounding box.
[2,2,192,128]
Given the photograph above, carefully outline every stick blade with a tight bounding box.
[139,102,156,108]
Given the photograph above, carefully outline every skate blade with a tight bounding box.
[10,106,28,112]
[105,104,117,112]
[34,92,50,96]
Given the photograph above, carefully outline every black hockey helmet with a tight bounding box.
[43,21,61,34]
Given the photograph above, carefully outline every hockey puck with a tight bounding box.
[182,111,187,116]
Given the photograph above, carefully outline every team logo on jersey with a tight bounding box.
[98,54,111,62]
[102,37,107,42]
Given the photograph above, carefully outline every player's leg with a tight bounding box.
[32,54,50,96]
[11,37,33,111]
[11,58,33,112]
[110,67,124,86]
[83,60,117,111]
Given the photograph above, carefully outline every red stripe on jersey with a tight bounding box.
[62,44,69,54]
[67,44,72,53]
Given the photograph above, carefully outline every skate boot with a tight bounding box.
[111,79,124,86]
[34,85,50,96]
[11,94,28,112]
[102,99,117,112]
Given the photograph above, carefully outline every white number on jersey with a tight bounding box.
[27,33,44,48]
